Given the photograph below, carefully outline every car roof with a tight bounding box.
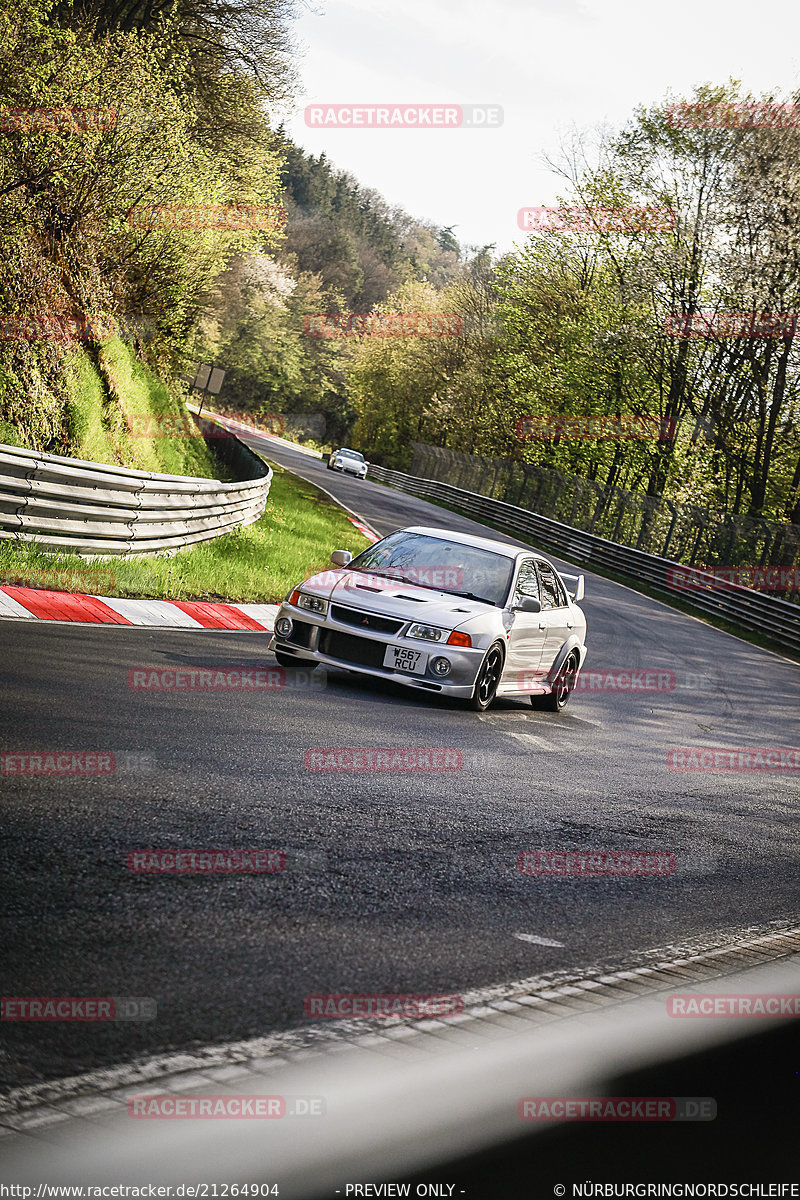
[398,526,538,561]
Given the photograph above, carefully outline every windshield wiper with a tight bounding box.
[449,590,497,606]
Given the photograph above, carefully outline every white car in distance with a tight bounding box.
[327,448,367,478]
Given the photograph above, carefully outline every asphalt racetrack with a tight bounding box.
[1,429,798,1090]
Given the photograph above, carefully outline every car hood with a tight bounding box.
[299,569,494,626]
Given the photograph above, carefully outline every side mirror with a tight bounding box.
[330,550,353,567]
[513,595,541,613]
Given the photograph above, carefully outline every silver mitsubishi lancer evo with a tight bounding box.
[268,526,587,711]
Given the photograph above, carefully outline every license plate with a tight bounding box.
[383,645,427,674]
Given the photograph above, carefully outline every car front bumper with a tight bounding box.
[268,605,486,698]
[332,462,366,476]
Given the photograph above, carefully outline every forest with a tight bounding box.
[1,1,799,529]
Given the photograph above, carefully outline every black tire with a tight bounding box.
[531,652,579,711]
[274,651,301,668]
[468,643,505,712]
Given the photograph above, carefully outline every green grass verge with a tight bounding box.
[0,460,370,603]
[63,339,223,479]
[1,336,222,479]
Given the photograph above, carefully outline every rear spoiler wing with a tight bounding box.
[560,573,585,603]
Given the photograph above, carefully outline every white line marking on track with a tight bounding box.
[500,731,555,748]
[514,933,566,947]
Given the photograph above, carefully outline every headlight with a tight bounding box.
[431,656,451,676]
[275,616,293,637]
[406,622,446,642]
[297,593,329,615]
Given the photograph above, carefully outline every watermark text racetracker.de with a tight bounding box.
[128,1094,324,1118]
[310,567,465,590]
[516,415,675,442]
[0,312,137,344]
[667,747,800,772]
[127,414,230,440]
[126,414,284,440]
[518,1096,716,1121]
[665,311,798,338]
[1,996,156,1020]
[126,204,286,232]
[304,312,461,337]
[304,748,462,772]
[127,849,286,874]
[518,205,674,233]
[667,100,800,128]
[128,667,326,691]
[666,565,800,593]
[667,994,800,1017]
[198,411,286,437]
[516,667,676,694]
[0,566,116,593]
[519,850,676,876]
[304,994,463,1018]
[0,106,117,134]
[304,103,502,128]
[1,752,115,775]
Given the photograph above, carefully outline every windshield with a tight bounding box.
[337,449,364,460]
[346,530,515,607]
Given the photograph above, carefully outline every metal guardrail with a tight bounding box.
[409,441,800,583]
[367,463,800,654]
[0,413,272,557]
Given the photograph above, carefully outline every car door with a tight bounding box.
[536,561,573,673]
[503,558,548,691]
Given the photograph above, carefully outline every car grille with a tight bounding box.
[287,620,315,648]
[318,629,387,668]
[330,605,405,635]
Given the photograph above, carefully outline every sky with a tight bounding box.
[270,0,800,257]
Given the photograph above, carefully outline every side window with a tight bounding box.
[514,559,541,600]
[537,562,567,609]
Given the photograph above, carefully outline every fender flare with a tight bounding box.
[547,635,585,686]
[474,638,507,684]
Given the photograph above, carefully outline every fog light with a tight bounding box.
[275,616,293,637]
[431,656,451,677]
